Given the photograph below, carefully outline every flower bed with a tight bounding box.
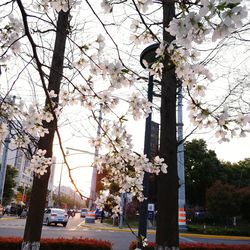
[0,237,112,250]
[129,241,250,250]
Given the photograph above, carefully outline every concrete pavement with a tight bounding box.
[1,215,250,242]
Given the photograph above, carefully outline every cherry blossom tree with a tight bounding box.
[0,0,249,250]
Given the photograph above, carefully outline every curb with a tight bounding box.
[78,222,250,241]
[0,216,19,221]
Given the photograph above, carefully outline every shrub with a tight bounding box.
[129,241,250,250]
[187,224,250,237]
[0,237,112,250]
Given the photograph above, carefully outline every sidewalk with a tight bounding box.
[79,219,250,241]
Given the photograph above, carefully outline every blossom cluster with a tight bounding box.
[37,0,80,12]
[91,116,167,212]
[167,0,248,49]
[94,147,167,212]
[30,149,52,176]
[135,0,249,143]
[0,93,57,151]
[0,15,23,62]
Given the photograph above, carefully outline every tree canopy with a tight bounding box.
[185,139,222,206]
[3,165,18,205]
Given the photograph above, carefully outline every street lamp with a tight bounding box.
[138,43,159,249]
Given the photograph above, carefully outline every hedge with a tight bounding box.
[129,241,250,250]
[0,237,112,250]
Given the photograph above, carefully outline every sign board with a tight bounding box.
[148,211,154,220]
[148,203,155,212]
[16,192,22,202]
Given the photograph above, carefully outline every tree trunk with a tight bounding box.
[156,1,179,249]
[22,10,70,250]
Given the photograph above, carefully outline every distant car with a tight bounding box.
[80,208,88,218]
[43,208,68,227]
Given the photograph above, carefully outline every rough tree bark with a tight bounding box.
[156,1,179,249]
[21,9,70,250]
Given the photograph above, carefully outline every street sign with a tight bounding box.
[16,192,22,202]
[148,203,155,212]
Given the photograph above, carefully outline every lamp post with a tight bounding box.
[138,43,159,249]
[89,105,102,210]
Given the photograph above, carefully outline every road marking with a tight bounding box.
[180,236,196,243]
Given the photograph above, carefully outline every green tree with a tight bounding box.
[206,181,238,225]
[3,165,18,205]
[52,193,86,209]
[221,158,250,188]
[237,187,250,223]
[184,139,222,207]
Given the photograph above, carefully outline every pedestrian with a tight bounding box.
[67,209,71,218]
[100,210,105,223]
[17,205,23,218]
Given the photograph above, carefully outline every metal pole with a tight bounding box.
[138,74,154,249]
[58,162,63,207]
[0,129,11,203]
[89,105,102,210]
[177,85,187,230]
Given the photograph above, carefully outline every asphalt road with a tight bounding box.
[0,214,250,250]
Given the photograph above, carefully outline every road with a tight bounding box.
[0,214,250,250]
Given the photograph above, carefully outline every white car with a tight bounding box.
[43,208,68,227]
[80,208,88,218]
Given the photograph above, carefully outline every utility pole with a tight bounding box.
[89,105,102,210]
[58,162,64,207]
[177,85,187,230]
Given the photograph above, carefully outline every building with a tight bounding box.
[0,136,55,203]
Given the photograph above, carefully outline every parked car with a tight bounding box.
[43,208,68,227]
[80,208,88,218]
[4,204,17,215]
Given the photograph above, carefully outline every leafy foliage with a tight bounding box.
[52,193,86,209]
[206,181,238,222]
[184,139,222,206]
[3,165,18,205]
